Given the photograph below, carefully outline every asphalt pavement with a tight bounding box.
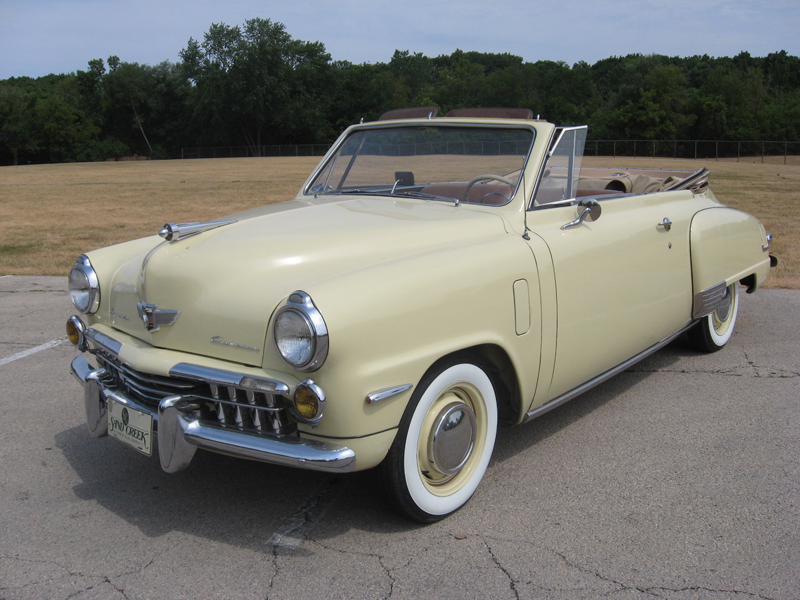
[1,275,798,600]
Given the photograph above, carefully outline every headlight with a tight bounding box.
[68,255,100,314]
[273,291,328,371]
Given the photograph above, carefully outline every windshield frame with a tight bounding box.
[302,120,537,206]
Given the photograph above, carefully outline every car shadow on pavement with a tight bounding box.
[491,335,697,466]
[54,336,704,544]
[55,425,413,547]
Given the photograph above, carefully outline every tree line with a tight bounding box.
[2,17,799,165]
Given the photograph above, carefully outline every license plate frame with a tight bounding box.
[107,398,154,457]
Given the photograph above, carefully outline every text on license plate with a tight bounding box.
[107,398,154,456]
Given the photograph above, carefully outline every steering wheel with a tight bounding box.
[463,174,516,203]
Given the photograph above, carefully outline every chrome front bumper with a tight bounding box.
[71,355,356,474]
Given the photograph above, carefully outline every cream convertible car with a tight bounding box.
[68,108,776,522]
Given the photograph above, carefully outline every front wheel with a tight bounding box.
[689,283,740,352]
[378,360,498,523]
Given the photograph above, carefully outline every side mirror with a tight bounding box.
[561,199,602,230]
[581,198,602,222]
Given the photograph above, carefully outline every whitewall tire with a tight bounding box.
[379,359,498,522]
[689,283,740,352]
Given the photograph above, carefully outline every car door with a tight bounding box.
[528,195,693,403]
[524,128,693,405]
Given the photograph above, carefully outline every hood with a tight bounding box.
[107,196,508,366]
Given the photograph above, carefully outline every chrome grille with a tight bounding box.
[93,349,296,436]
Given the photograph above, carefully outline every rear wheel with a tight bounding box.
[379,360,498,523]
[689,283,739,352]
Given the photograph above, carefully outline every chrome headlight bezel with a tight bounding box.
[68,255,100,314]
[273,291,329,372]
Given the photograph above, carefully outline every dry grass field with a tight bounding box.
[1,155,797,287]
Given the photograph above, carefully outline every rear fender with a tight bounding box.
[690,207,771,317]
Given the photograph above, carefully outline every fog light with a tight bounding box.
[66,316,87,351]
[293,380,326,424]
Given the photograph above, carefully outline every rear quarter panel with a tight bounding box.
[690,207,771,294]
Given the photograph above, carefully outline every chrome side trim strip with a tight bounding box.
[692,281,727,320]
[523,323,694,424]
[170,363,290,395]
[85,328,122,355]
[366,384,414,405]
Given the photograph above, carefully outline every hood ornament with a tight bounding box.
[158,219,237,242]
[137,302,180,332]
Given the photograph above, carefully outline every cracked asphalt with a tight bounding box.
[1,276,798,600]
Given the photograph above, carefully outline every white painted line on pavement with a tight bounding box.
[0,338,67,367]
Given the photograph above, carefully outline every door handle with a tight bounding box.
[656,217,672,232]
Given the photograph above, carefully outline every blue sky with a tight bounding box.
[1,0,798,79]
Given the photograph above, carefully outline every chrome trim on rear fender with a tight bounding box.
[693,281,728,320]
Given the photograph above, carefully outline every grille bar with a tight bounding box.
[114,361,197,391]
[92,348,295,436]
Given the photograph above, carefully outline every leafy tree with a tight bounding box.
[3,31,800,166]
[329,61,394,130]
[34,94,98,161]
[0,82,37,165]
[604,65,695,139]
[103,61,155,153]
[433,50,486,112]
[181,18,334,152]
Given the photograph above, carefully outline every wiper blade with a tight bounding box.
[395,190,460,203]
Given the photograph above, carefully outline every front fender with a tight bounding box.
[276,234,541,448]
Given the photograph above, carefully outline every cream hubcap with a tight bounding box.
[416,383,487,496]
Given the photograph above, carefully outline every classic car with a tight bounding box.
[67,107,777,522]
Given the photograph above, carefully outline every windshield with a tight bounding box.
[305,125,535,206]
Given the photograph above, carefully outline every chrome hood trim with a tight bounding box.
[158,219,237,242]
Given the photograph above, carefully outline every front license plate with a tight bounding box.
[107,398,154,457]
